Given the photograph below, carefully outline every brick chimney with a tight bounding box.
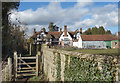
[33,28,36,36]
[80,28,82,34]
[64,25,67,36]
[60,28,62,33]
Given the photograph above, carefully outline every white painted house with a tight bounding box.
[58,25,117,49]
[59,25,73,46]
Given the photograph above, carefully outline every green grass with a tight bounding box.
[60,48,119,56]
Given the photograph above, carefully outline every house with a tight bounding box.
[32,25,118,49]
[58,25,118,49]
[32,28,62,46]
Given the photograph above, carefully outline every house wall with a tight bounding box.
[59,32,72,46]
[73,35,82,48]
[105,41,111,48]
[59,32,72,41]
[111,40,119,48]
[73,42,78,47]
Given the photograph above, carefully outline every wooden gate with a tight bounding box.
[14,52,40,79]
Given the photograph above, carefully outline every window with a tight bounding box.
[64,38,69,41]
[114,42,117,45]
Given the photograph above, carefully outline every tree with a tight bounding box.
[48,22,59,32]
[98,26,105,34]
[83,26,112,35]
[83,28,92,35]
[41,28,46,32]
[105,30,111,34]
[91,26,98,35]
[2,2,20,56]
[48,22,54,32]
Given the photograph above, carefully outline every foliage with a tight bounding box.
[48,22,59,32]
[61,48,119,56]
[2,2,21,57]
[9,25,28,54]
[83,26,111,35]
[28,74,47,81]
[64,55,116,81]
[56,53,61,81]
[41,28,46,32]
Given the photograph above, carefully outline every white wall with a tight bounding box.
[73,42,78,47]
[73,36,82,48]
[78,36,83,48]
[59,32,72,41]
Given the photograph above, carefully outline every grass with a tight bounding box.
[60,48,119,56]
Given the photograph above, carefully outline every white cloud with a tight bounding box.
[9,2,118,36]
[74,4,118,29]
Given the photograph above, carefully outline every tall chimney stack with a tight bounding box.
[80,28,82,34]
[60,28,62,33]
[33,28,36,35]
[64,25,67,36]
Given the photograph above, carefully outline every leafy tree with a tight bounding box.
[2,2,20,57]
[105,30,111,34]
[83,28,92,35]
[2,2,28,58]
[83,26,111,35]
[91,26,98,35]
[41,28,46,32]
[10,25,28,54]
[48,22,54,32]
[98,26,105,34]
[48,22,59,32]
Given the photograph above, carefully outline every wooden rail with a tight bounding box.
[17,57,36,59]
[14,51,40,80]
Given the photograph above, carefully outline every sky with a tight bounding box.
[9,2,118,37]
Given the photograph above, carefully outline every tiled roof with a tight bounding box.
[33,29,79,39]
[81,35,117,41]
[48,32,62,38]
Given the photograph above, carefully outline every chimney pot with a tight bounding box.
[80,28,82,34]
[33,28,36,35]
[64,25,67,36]
[60,28,62,32]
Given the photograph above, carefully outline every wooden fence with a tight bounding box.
[1,51,40,81]
[14,51,40,80]
[2,57,12,81]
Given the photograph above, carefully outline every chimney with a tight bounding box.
[80,28,82,34]
[33,28,36,35]
[60,28,62,33]
[64,25,67,36]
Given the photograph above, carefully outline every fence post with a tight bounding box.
[30,43,32,56]
[36,51,40,76]
[5,65,9,81]
[36,54,38,76]
[8,57,12,81]
[14,51,17,80]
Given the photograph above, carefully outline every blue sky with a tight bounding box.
[10,2,118,36]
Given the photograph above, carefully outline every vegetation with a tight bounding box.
[59,48,119,56]
[64,55,116,81]
[48,22,59,32]
[28,74,47,81]
[83,26,111,35]
[56,53,61,81]
[2,2,29,59]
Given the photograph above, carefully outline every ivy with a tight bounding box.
[64,55,116,81]
[56,53,61,81]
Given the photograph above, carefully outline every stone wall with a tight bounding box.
[41,44,120,81]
